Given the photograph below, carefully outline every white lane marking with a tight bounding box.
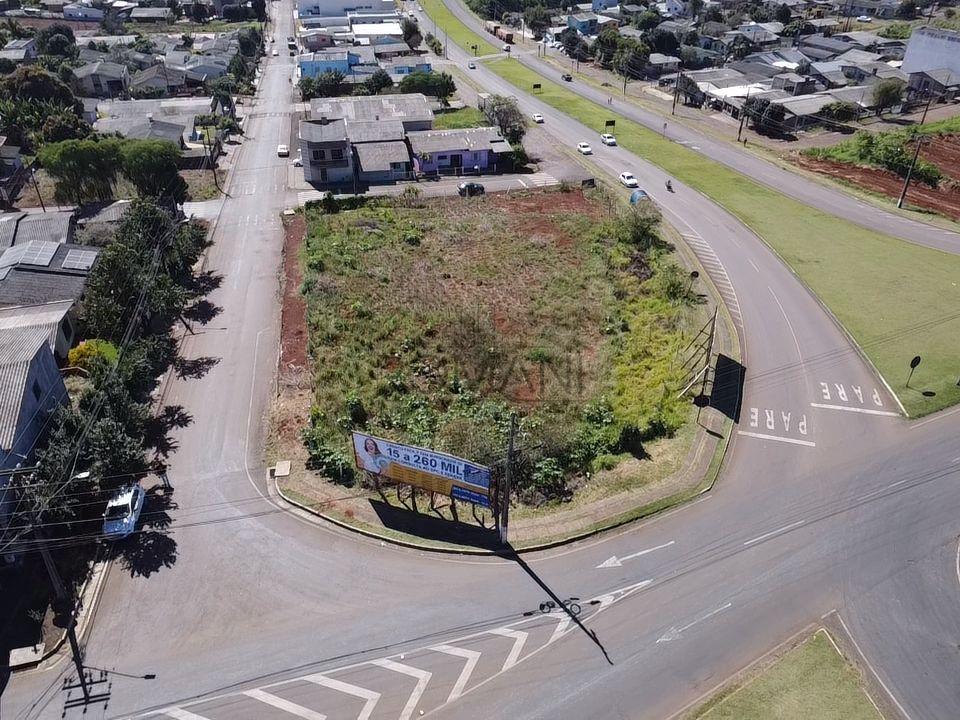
[956,537,960,590]
[370,659,431,720]
[737,431,816,447]
[768,286,803,361]
[836,614,914,720]
[518,178,528,187]
[656,602,733,643]
[302,675,380,720]
[596,540,675,568]
[743,519,806,546]
[489,627,528,671]
[747,259,760,272]
[243,689,327,720]
[547,612,572,644]
[430,645,480,703]
[951,456,960,464]
[810,402,900,417]
[163,709,210,720]
[592,580,653,610]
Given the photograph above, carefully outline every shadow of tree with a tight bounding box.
[183,299,222,325]
[143,405,193,459]
[174,356,221,380]
[187,270,223,297]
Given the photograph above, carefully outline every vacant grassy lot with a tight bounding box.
[433,106,488,129]
[419,0,499,56]
[691,631,881,720]
[298,190,705,504]
[485,58,960,415]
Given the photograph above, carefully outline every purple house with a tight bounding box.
[407,127,509,176]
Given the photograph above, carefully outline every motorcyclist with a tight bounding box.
[665,179,673,191]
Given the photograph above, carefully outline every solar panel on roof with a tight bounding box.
[19,240,59,267]
[0,244,28,268]
[62,249,97,271]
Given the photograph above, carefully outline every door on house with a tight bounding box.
[450,154,463,170]
[320,167,328,183]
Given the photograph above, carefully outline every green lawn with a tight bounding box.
[432,106,488,129]
[692,631,881,720]
[483,58,960,416]
[419,0,499,56]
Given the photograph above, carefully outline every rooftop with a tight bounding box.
[0,241,99,308]
[354,141,410,171]
[406,127,507,155]
[0,323,56,450]
[309,93,433,124]
[299,118,349,143]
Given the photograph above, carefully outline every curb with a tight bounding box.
[7,554,111,673]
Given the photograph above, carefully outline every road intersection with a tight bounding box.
[3,1,960,718]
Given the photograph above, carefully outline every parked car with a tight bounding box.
[468,61,476,69]
[562,73,573,81]
[502,44,511,52]
[576,142,592,155]
[458,182,485,197]
[856,14,871,21]
[272,49,279,56]
[532,113,544,123]
[619,171,639,188]
[600,133,617,146]
[277,144,289,157]
[103,485,145,539]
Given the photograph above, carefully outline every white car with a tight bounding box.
[277,144,289,157]
[468,61,476,69]
[619,171,639,188]
[103,485,145,539]
[600,133,617,146]
[532,113,544,123]
[856,14,871,21]
[576,141,593,155]
[272,49,279,56]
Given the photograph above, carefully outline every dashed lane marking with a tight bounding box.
[737,431,816,448]
[301,675,381,720]
[489,627,528,671]
[430,645,481,703]
[743,520,806,546]
[371,659,432,720]
[810,403,900,417]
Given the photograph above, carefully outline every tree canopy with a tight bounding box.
[398,71,456,104]
[483,94,526,144]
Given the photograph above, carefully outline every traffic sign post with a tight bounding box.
[906,355,921,388]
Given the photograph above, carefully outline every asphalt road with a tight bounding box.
[3,2,960,719]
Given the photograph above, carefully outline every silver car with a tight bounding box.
[103,485,145,539]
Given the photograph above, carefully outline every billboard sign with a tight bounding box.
[351,432,493,507]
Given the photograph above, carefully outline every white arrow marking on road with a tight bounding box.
[489,627,529,671]
[370,658,432,720]
[547,612,572,644]
[596,540,676,568]
[302,674,381,720]
[243,688,327,720]
[656,602,733,644]
[592,579,653,609]
[430,645,481,703]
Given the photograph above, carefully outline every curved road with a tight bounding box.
[3,1,960,719]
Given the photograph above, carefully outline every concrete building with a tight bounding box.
[901,27,960,77]
[407,127,507,175]
[296,0,394,19]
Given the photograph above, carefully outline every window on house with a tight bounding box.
[331,148,343,159]
[313,149,325,160]
[438,155,447,160]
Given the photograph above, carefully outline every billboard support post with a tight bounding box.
[500,414,517,546]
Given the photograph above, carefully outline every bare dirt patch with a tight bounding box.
[280,213,308,372]
[793,134,960,221]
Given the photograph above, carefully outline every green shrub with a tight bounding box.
[68,339,119,370]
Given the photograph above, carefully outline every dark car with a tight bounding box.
[458,182,485,197]
[562,73,573,81]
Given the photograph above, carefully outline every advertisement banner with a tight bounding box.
[351,432,493,507]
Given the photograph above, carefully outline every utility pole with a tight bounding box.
[919,90,934,125]
[896,136,927,209]
[737,86,752,142]
[31,168,46,212]
[672,69,681,115]
[499,414,517,545]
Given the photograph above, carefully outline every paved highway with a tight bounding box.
[3,1,960,718]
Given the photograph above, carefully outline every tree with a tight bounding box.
[43,33,75,58]
[168,0,183,19]
[559,27,580,56]
[760,101,785,135]
[401,17,422,48]
[483,94,526,144]
[119,139,188,205]
[872,78,904,115]
[774,2,792,23]
[688,0,704,18]
[1,65,75,106]
[821,100,857,122]
[0,58,16,76]
[191,2,209,22]
[523,4,551,37]
[251,0,266,21]
[593,25,620,67]
[364,68,393,95]
[40,110,90,143]
[896,0,917,17]
[743,95,770,130]
[398,71,456,104]
[635,9,661,29]
[314,69,345,98]
[298,75,317,100]
[676,73,702,105]
[38,137,121,204]
[644,27,679,54]
[35,22,75,54]
[613,40,649,79]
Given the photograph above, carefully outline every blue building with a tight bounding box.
[567,12,599,35]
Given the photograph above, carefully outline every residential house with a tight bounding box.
[63,1,105,19]
[39,0,69,11]
[0,240,99,308]
[699,21,732,53]
[655,0,686,15]
[619,3,645,19]
[0,300,77,363]
[94,96,226,146]
[771,72,815,94]
[309,93,434,129]
[0,39,38,65]
[301,29,336,51]
[647,52,681,76]
[0,211,76,248]
[658,19,695,36]
[836,0,898,17]
[908,68,960,101]
[299,117,354,185]
[901,27,960,77]
[841,60,907,84]
[567,12,599,35]
[72,61,130,98]
[810,60,851,87]
[591,0,618,10]
[408,127,507,176]
[131,64,188,95]
[799,34,854,60]
[81,98,100,124]
[130,6,173,21]
[380,57,432,77]
[0,138,25,209]
[373,37,413,58]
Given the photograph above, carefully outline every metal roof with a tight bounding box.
[0,323,53,449]
[0,242,99,308]
[299,118,349,143]
[406,127,507,155]
[0,300,73,355]
[354,141,410,172]
[309,94,433,124]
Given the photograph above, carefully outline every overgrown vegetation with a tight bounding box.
[432,106,488,129]
[802,119,959,187]
[299,191,699,505]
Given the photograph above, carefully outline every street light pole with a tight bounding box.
[896,136,926,209]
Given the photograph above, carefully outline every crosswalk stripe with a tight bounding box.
[430,645,481,703]
[243,689,327,720]
[370,659,431,720]
[489,627,528,671]
[302,675,380,720]
[162,708,210,720]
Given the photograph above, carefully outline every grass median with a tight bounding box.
[419,0,499,56]
[480,58,960,416]
[690,630,881,720]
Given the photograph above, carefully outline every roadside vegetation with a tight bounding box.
[690,631,881,720]
[298,189,702,506]
[419,0,499,55]
[432,106,488,129]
